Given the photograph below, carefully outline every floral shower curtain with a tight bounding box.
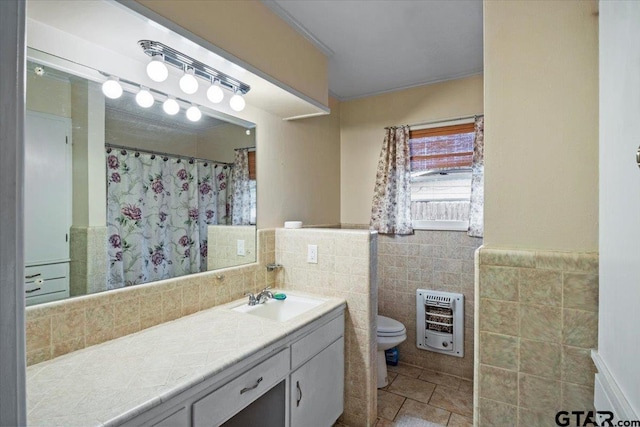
[468,116,484,237]
[370,126,413,235]
[106,148,230,289]
[231,148,253,225]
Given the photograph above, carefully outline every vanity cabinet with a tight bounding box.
[131,309,345,427]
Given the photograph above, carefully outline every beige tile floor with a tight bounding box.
[378,363,473,427]
[334,363,473,427]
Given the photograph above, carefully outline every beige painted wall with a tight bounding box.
[340,75,483,225]
[197,123,255,164]
[483,0,598,252]
[136,0,328,107]
[235,97,341,229]
[26,73,71,118]
[70,80,106,227]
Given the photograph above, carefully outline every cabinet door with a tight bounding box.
[25,111,71,265]
[290,337,344,427]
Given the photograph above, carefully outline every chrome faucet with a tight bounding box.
[256,287,273,304]
[245,287,273,306]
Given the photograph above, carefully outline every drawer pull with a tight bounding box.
[296,381,302,407]
[240,377,263,395]
[25,273,41,279]
[26,288,41,294]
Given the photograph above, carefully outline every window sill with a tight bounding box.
[412,220,468,232]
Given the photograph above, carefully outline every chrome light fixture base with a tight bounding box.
[139,40,250,96]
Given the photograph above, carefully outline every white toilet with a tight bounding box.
[377,315,407,388]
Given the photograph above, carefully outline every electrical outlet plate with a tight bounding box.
[307,244,318,263]
[237,239,245,256]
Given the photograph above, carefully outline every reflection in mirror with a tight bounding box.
[25,59,257,306]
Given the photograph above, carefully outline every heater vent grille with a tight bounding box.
[416,289,463,357]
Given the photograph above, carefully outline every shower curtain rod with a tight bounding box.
[233,146,256,152]
[105,143,233,166]
[386,113,484,130]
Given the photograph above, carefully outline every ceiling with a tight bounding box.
[264,0,483,101]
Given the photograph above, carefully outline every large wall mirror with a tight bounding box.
[24,48,257,306]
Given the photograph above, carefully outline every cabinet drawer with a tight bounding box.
[25,276,68,297]
[151,407,188,427]
[25,289,68,306]
[291,314,344,370]
[192,349,289,427]
[25,263,68,282]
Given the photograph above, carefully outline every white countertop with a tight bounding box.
[26,291,346,427]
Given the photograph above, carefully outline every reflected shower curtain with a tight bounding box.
[106,148,230,289]
[231,148,253,225]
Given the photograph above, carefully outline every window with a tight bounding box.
[409,120,474,230]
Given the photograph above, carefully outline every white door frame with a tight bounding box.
[0,0,27,425]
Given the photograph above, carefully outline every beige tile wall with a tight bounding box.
[26,229,276,366]
[207,225,257,270]
[275,228,378,427]
[378,231,482,380]
[69,226,108,297]
[476,248,598,427]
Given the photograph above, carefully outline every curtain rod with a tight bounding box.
[233,146,256,152]
[105,143,233,166]
[386,114,484,130]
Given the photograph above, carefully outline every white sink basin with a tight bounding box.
[232,294,325,322]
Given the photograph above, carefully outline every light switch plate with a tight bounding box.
[307,244,318,264]
[237,239,245,256]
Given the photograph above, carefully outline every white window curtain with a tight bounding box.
[231,148,252,225]
[370,126,413,235]
[468,116,484,237]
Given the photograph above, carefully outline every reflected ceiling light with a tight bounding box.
[135,87,154,108]
[206,80,224,104]
[179,68,199,94]
[139,40,250,110]
[102,76,123,99]
[186,105,202,122]
[146,55,169,82]
[99,72,206,125]
[163,97,180,115]
[229,91,246,112]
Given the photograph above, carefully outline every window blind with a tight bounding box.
[409,122,475,171]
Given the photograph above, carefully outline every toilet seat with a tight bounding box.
[377,315,406,337]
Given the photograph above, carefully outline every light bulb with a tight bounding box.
[229,93,246,112]
[186,105,202,122]
[135,88,154,108]
[102,77,123,99]
[206,81,224,103]
[162,97,180,115]
[179,69,199,94]
[146,56,168,82]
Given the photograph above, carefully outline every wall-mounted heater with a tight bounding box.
[416,289,464,357]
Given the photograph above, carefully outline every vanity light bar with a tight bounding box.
[138,40,251,95]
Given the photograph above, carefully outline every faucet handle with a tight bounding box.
[245,292,257,306]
